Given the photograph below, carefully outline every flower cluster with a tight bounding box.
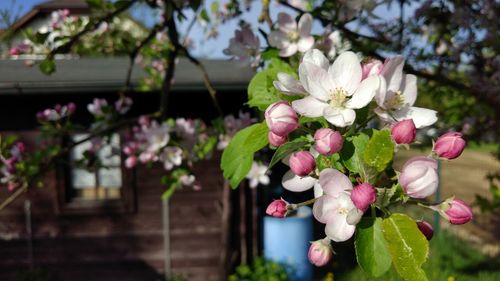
[37,103,76,122]
[0,142,26,191]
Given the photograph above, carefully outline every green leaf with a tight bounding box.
[268,138,310,169]
[221,122,269,188]
[355,217,392,277]
[39,58,56,75]
[86,0,104,9]
[261,48,279,60]
[340,133,374,181]
[363,129,395,172]
[382,214,429,281]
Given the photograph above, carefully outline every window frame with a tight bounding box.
[55,132,136,215]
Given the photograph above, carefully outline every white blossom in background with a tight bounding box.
[268,13,314,57]
[374,56,438,128]
[217,112,256,150]
[159,146,183,170]
[137,121,171,153]
[337,0,377,21]
[223,25,261,67]
[315,28,351,60]
[87,98,109,117]
[246,161,270,188]
[291,50,384,127]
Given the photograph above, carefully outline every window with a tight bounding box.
[56,133,135,214]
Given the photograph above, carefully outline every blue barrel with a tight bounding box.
[263,206,313,281]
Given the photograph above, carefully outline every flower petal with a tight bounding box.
[323,107,356,127]
[268,30,288,49]
[292,96,329,117]
[314,181,324,198]
[279,43,298,57]
[401,74,417,106]
[299,62,332,101]
[277,12,297,33]
[302,49,329,70]
[313,195,338,223]
[345,75,382,109]
[325,213,356,242]
[298,13,312,37]
[328,51,361,94]
[297,36,314,52]
[380,56,405,92]
[319,168,353,197]
[393,106,438,128]
[274,72,305,95]
[282,170,316,192]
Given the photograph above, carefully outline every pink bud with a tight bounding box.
[268,132,287,147]
[416,220,433,240]
[399,156,438,198]
[443,199,473,225]
[434,132,466,160]
[351,183,376,212]
[289,151,315,177]
[67,102,76,114]
[391,119,416,144]
[266,199,288,218]
[308,238,333,267]
[125,156,137,168]
[314,128,343,156]
[361,60,383,80]
[264,101,299,136]
[9,47,19,56]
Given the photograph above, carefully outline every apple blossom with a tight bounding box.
[315,29,351,60]
[159,146,183,170]
[417,220,434,240]
[264,101,299,136]
[442,199,473,225]
[223,25,261,67]
[433,132,466,160]
[292,50,384,127]
[246,161,270,188]
[114,96,133,114]
[268,132,287,147]
[314,128,343,156]
[391,119,416,144]
[268,13,314,57]
[87,98,109,117]
[289,151,316,177]
[313,192,359,242]
[374,56,437,128]
[361,59,383,80]
[266,199,288,218]
[138,121,171,153]
[399,156,439,198]
[273,73,306,96]
[308,238,333,266]
[351,183,376,212]
[125,156,138,168]
[179,174,196,186]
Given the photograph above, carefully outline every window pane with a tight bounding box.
[98,167,122,188]
[72,168,96,189]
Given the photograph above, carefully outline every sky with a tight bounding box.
[0,0,414,59]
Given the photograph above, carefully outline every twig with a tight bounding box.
[160,13,180,119]
[259,0,274,28]
[124,22,166,90]
[48,0,138,57]
[0,183,27,211]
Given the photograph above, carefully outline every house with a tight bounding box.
[0,1,264,280]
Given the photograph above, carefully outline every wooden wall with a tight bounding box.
[0,131,234,281]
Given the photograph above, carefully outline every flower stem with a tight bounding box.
[289,197,318,210]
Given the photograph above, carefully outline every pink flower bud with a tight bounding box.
[391,119,416,144]
[265,101,299,136]
[361,60,383,80]
[308,238,333,267]
[125,156,137,168]
[314,128,343,156]
[351,183,376,212]
[9,47,19,56]
[266,199,288,218]
[443,199,473,225]
[268,132,287,147]
[416,220,433,240]
[434,132,466,160]
[289,151,315,177]
[67,102,76,114]
[399,156,438,198]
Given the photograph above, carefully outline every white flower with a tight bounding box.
[87,98,108,117]
[246,162,270,188]
[268,13,314,57]
[316,30,351,60]
[138,121,170,153]
[292,50,384,127]
[374,56,438,128]
[179,174,195,186]
[160,146,183,171]
[223,26,261,67]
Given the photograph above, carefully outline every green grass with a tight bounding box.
[333,231,500,281]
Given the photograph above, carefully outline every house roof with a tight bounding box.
[9,0,90,33]
[0,58,255,94]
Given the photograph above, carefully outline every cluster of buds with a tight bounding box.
[265,101,299,147]
[1,142,26,191]
[87,97,133,120]
[37,103,76,122]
